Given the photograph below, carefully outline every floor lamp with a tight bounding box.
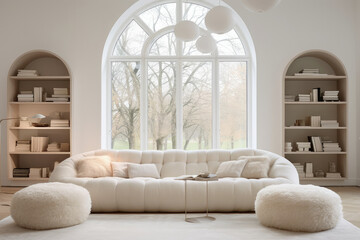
[0,114,46,183]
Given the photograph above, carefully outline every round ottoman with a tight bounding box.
[255,184,342,232]
[11,182,91,230]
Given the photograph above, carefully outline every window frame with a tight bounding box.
[105,0,255,150]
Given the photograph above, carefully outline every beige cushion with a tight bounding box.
[76,156,112,178]
[127,163,160,179]
[111,162,129,178]
[240,156,271,179]
[216,160,248,178]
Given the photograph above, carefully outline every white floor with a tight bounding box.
[0,213,359,240]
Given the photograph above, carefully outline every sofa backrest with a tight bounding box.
[83,148,284,177]
[50,148,299,184]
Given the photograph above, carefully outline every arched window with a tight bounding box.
[105,0,255,150]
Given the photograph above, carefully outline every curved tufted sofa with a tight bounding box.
[50,148,299,213]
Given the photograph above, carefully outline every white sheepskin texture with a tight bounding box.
[255,184,343,232]
[11,182,91,230]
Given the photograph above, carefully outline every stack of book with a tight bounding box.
[296,142,311,152]
[326,172,341,178]
[41,167,50,178]
[60,143,70,152]
[17,91,34,102]
[285,95,296,102]
[45,88,69,102]
[307,115,321,127]
[15,140,31,152]
[31,136,49,152]
[50,119,70,127]
[296,69,320,75]
[309,136,323,152]
[29,168,42,178]
[17,69,38,77]
[33,87,44,102]
[294,69,328,76]
[323,142,342,152]
[284,142,293,152]
[13,168,30,178]
[305,162,314,178]
[293,163,305,178]
[321,120,339,128]
[296,94,311,102]
[47,142,61,152]
[322,91,339,101]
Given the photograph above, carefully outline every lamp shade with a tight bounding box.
[196,35,217,53]
[240,0,281,13]
[205,6,235,34]
[174,20,199,42]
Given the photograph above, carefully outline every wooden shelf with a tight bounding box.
[9,102,70,105]
[10,76,70,80]
[300,177,345,181]
[285,101,346,105]
[285,152,346,155]
[10,127,70,130]
[285,75,346,80]
[9,177,49,181]
[285,127,347,130]
[9,152,71,155]
[6,51,72,186]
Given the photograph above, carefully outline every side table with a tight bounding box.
[184,177,218,223]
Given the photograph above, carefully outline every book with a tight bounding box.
[305,163,313,178]
[326,172,341,178]
[31,136,49,152]
[175,173,218,181]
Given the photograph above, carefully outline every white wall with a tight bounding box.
[356,0,360,186]
[0,0,358,185]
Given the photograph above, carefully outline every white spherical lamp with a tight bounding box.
[174,20,199,42]
[196,35,217,54]
[240,0,281,13]
[205,6,235,34]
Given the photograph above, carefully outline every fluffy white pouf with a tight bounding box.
[255,184,342,232]
[11,182,91,230]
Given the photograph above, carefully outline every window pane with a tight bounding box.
[149,33,176,56]
[183,3,208,29]
[219,62,247,149]
[140,3,176,32]
[213,30,245,55]
[148,62,176,150]
[182,3,209,56]
[111,62,141,149]
[113,21,148,56]
[183,62,212,150]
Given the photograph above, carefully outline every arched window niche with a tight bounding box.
[102,0,257,151]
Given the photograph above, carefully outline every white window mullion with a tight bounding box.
[175,0,183,149]
[213,59,220,149]
[107,60,113,149]
[140,58,148,150]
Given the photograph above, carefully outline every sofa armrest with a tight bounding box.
[268,157,299,184]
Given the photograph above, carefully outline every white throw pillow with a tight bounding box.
[240,156,271,179]
[127,163,160,179]
[216,160,248,178]
[111,162,129,178]
[76,155,112,178]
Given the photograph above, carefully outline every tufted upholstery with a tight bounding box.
[50,148,299,212]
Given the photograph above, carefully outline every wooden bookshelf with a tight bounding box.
[6,50,72,186]
[283,50,347,186]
